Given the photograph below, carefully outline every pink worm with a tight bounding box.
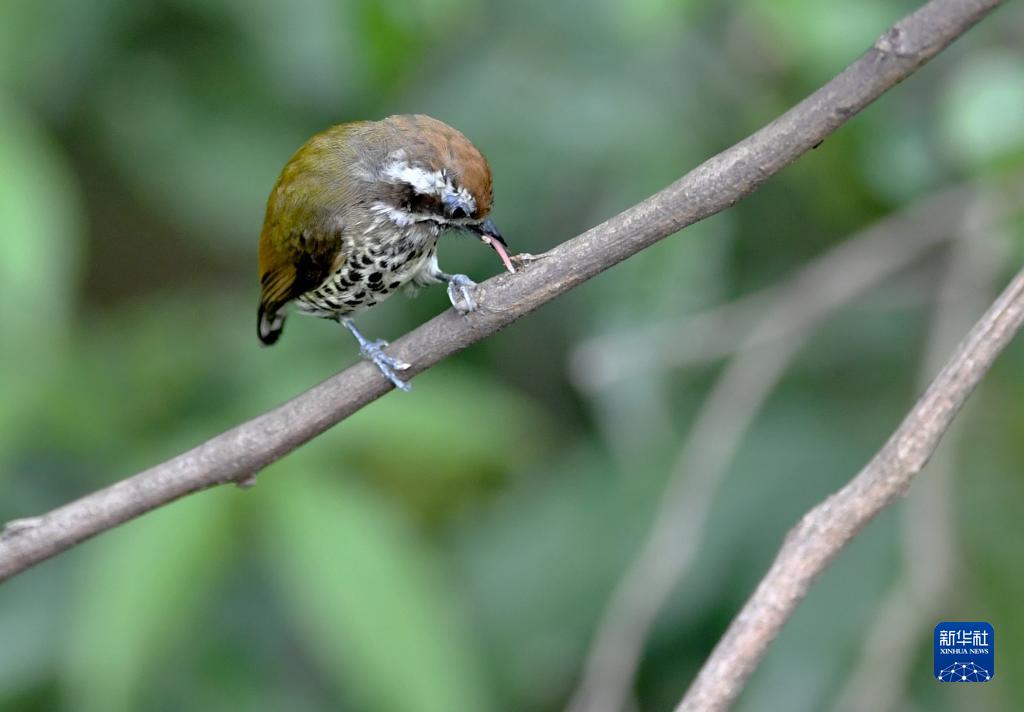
[482,235,516,274]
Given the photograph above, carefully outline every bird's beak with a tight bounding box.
[473,217,507,247]
[472,218,515,273]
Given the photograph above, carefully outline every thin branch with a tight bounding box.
[677,260,1024,712]
[566,181,1021,712]
[570,181,978,390]
[0,0,1005,583]
[571,177,1024,389]
[831,201,1009,712]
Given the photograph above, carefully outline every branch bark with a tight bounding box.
[677,260,1024,711]
[0,0,1005,583]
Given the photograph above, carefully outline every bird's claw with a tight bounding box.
[360,339,411,392]
[447,273,478,314]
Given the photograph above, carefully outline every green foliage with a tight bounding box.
[0,1,1022,711]
[941,51,1024,172]
[261,470,493,712]
[62,491,234,712]
[0,108,81,455]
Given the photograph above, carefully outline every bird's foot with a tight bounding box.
[360,338,412,392]
[341,318,412,392]
[446,273,478,313]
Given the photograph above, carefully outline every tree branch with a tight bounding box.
[831,201,1010,712]
[567,179,1022,712]
[569,179,996,389]
[677,260,1024,711]
[0,0,1005,583]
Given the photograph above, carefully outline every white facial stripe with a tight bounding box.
[370,201,416,227]
[382,160,446,195]
[370,201,449,230]
[380,156,477,214]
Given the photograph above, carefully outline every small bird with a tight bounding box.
[257,114,513,391]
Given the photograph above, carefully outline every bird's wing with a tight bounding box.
[258,224,343,316]
[256,225,343,345]
[257,122,359,342]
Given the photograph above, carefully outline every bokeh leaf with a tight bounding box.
[745,0,897,79]
[0,105,81,456]
[0,564,64,702]
[452,447,658,710]
[940,51,1024,171]
[326,366,552,481]
[260,468,494,712]
[61,489,234,712]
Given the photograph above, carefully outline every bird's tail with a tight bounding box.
[257,303,286,345]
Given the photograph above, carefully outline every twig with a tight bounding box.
[676,259,1024,711]
[567,178,1021,712]
[830,200,1009,712]
[571,182,975,390]
[0,0,1005,583]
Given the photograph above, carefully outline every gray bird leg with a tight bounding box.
[439,272,479,313]
[341,318,411,392]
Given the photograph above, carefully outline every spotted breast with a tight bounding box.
[294,221,442,318]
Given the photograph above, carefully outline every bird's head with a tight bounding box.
[363,115,507,257]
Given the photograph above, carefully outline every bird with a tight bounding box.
[257,114,513,392]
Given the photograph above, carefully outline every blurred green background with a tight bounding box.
[2,0,1024,710]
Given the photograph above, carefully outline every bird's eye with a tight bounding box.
[397,184,441,214]
[443,192,472,220]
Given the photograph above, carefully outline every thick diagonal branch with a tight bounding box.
[0,0,1005,583]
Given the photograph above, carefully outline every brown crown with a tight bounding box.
[377,114,493,217]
